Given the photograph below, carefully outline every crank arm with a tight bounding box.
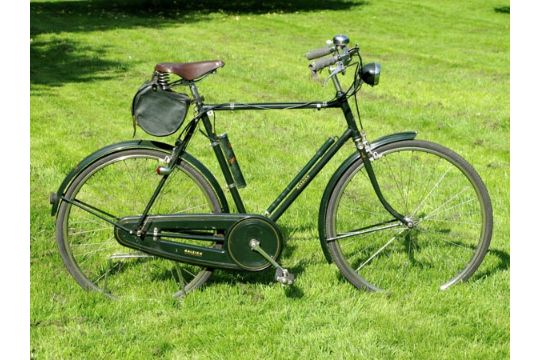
[249,239,295,285]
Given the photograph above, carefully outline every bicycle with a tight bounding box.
[50,35,493,300]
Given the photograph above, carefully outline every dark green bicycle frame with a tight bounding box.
[56,87,415,270]
[194,93,411,225]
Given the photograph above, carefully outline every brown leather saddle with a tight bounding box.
[155,60,225,81]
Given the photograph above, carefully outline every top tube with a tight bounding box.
[200,99,343,113]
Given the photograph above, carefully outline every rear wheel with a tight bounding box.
[56,148,223,300]
[323,140,493,291]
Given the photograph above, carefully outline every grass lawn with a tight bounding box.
[30,0,509,358]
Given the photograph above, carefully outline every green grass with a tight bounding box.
[31,0,509,358]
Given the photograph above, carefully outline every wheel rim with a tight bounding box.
[329,144,490,291]
[59,150,220,300]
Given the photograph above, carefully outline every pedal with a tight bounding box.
[275,267,295,286]
[249,239,295,286]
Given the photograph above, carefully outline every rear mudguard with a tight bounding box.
[50,140,229,216]
[317,131,417,263]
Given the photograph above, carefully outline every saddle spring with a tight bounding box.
[156,72,171,90]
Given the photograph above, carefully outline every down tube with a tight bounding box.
[269,129,353,222]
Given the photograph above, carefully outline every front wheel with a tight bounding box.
[322,140,493,292]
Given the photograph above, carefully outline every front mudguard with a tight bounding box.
[50,140,229,216]
[317,131,417,263]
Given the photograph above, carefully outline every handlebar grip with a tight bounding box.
[305,47,334,60]
[309,56,338,71]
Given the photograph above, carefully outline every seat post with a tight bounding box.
[188,83,203,106]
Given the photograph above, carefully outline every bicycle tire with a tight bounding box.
[322,140,493,291]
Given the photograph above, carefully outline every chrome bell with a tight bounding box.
[333,34,350,48]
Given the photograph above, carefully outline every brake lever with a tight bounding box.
[323,62,345,86]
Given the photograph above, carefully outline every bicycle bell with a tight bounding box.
[333,35,350,48]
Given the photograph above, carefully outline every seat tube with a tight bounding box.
[189,83,203,105]
[189,82,246,213]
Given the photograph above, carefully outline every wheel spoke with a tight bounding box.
[355,229,407,272]
[420,218,481,226]
[69,227,111,235]
[411,165,453,217]
[419,189,473,222]
[404,150,416,212]
[93,261,121,284]
[418,227,478,250]
[71,240,117,248]
[382,154,410,213]
[75,243,118,260]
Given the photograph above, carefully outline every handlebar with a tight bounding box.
[305,46,334,60]
[309,55,339,72]
[305,36,367,94]
[307,35,358,73]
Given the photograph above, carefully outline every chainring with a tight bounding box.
[226,216,283,271]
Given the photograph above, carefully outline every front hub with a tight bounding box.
[403,216,418,229]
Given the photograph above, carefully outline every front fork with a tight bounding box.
[354,131,414,228]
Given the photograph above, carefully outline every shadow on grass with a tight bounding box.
[31,0,366,90]
[210,262,307,299]
[31,38,125,88]
[472,247,510,281]
[31,0,364,36]
[494,5,510,14]
[330,238,510,289]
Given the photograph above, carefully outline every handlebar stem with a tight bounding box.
[329,71,344,93]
